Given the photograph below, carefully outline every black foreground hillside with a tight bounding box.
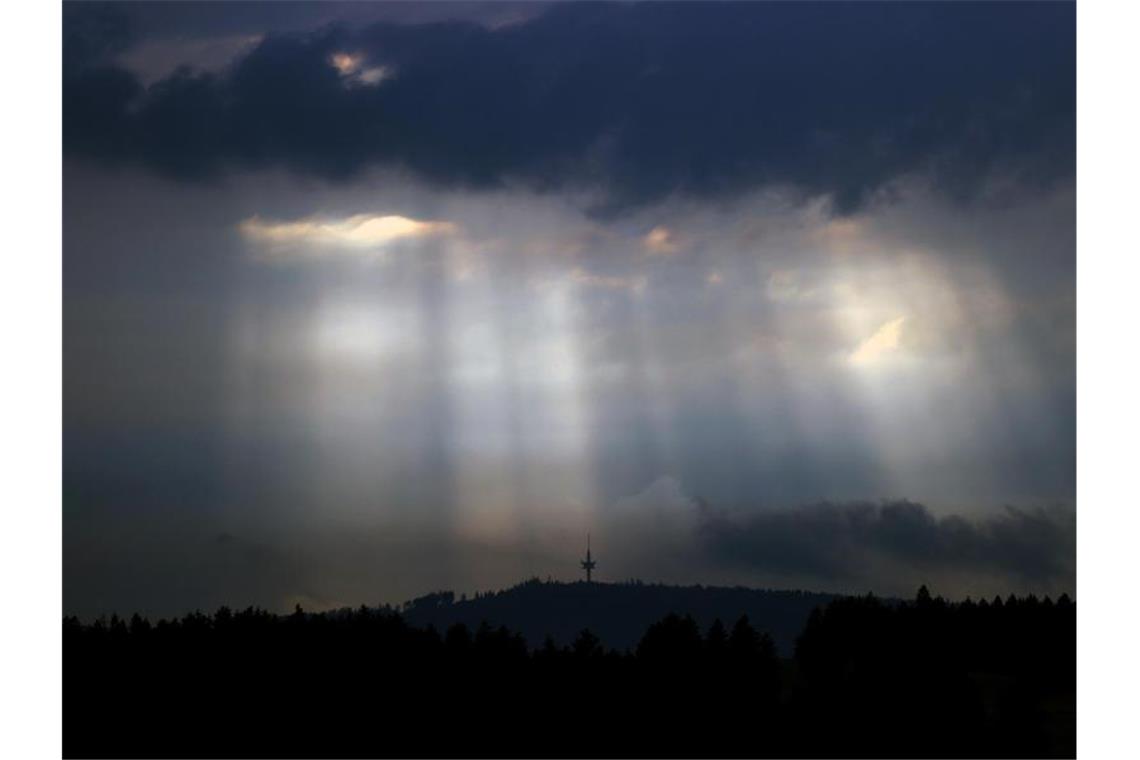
[65,585,1074,758]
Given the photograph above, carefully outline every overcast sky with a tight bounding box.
[63,1,1075,618]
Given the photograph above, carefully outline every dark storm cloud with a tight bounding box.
[117,1,550,41]
[64,1,1074,212]
[701,500,1074,590]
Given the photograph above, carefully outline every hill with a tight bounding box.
[397,578,840,655]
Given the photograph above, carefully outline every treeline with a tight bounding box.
[794,587,1075,758]
[64,587,1074,758]
[397,577,838,655]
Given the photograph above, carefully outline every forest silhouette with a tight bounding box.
[64,584,1074,758]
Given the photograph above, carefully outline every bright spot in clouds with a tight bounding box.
[239,214,454,258]
[328,52,391,86]
[329,52,362,75]
[850,316,907,365]
[643,225,678,254]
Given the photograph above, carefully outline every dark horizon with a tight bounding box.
[63,570,1075,626]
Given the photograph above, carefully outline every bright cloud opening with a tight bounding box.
[239,213,455,257]
[328,52,392,87]
[850,316,907,365]
[643,225,678,254]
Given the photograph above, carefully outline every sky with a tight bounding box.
[63,1,1075,618]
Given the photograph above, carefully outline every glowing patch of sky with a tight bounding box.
[240,213,453,257]
[328,51,392,87]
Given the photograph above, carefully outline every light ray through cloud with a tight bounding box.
[63,0,1075,622]
[68,170,1073,615]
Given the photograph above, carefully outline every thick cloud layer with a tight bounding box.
[700,500,1075,594]
[64,1,1074,212]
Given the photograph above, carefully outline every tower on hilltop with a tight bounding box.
[580,533,597,583]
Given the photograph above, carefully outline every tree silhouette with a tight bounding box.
[63,585,1075,758]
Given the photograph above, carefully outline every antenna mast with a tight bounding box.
[580,533,597,583]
